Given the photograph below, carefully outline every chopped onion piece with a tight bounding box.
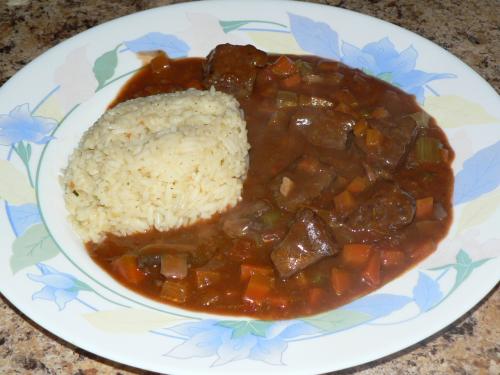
[279,176,295,197]
[161,253,188,279]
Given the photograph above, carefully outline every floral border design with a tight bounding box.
[1,11,498,368]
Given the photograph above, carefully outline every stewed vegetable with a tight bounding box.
[90,44,454,319]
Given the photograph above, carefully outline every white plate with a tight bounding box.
[0,1,499,373]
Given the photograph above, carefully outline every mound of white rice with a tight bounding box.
[62,89,249,243]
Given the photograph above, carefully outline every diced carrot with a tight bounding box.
[334,190,355,213]
[308,287,328,305]
[371,107,389,119]
[353,118,368,137]
[362,252,381,287]
[281,73,301,88]
[346,176,369,193]
[381,249,406,267]
[416,197,434,220]
[271,55,297,76]
[240,264,274,283]
[342,244,372,267]
[195,269,221,289]
[330,268,352,296]
[160,280,189,303]
[365,128,383,147]
[112,254,145,285]
[243,273,275,305]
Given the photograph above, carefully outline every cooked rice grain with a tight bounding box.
[62,89,249,243]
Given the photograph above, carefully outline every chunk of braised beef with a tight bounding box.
[347,182,416,235]
[290,107,356,150]
[203,44,268,98]
[355,116,417,170]
[271,155,335,212]
[271,208,338,278]
[222,200,271,238]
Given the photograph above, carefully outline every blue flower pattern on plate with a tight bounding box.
[165,319,319,366]
[453,140,500,205]
[0,104,57,145]
[339,38,455,102]
[27,263,90,310]
[288,13,340,59]
[340,293,413,318]
[286,13,455,102]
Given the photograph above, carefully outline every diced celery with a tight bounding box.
[276,90,298,108]
[415,136,442,163]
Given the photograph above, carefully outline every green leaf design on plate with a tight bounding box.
[219,20,287,33]
[93,45,120,91]
[216,320,272,339]
[73,279,93,292]
[429,264,453,271]
[448,249,492,296]
[13,141,31,165]
[302,309,372,332]
[10,223,59,274]
[429,249,493,308]
[26,143,32,161]
[13,141,34,187]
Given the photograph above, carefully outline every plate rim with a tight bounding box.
[0,1,499,374]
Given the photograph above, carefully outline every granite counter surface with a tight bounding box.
[0,0,499,374]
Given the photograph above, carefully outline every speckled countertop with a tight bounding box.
[0,0,499,374]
